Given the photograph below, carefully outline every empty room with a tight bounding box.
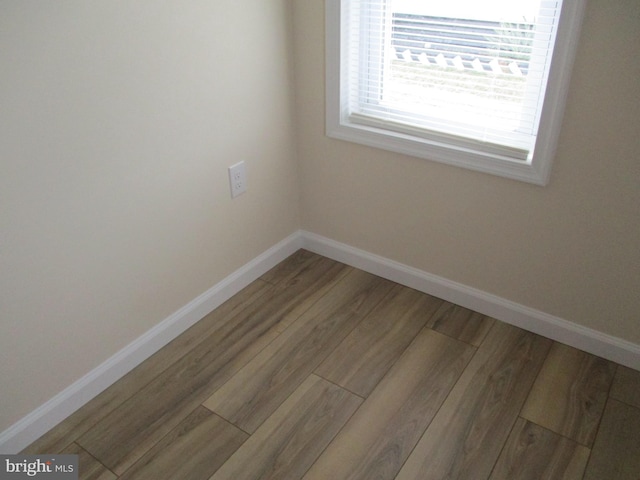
[1,1,639,479]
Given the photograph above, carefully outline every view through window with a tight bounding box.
[353,0,556,158]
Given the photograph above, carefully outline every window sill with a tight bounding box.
[326,116,551,185]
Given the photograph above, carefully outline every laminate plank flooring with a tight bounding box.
[118,407,246,480]
[425,301,495,347]
[63,444,116,480]
[610,365,640,410]
[76,254,349,473]
[395,322,552,480]
[583,399,640,480]
[21,279,271,456]
[304,328,474,480]
[203,269,393,433]
[210,375,361,480]
[521,342,616,446]
[24,250,329,456]
[21,250,640,480]
[315,285,444,397]
[489,418,590,480]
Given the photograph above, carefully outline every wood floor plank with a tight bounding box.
[76,256,349,474]
[62,443,116,480]
[395,322,552,480]
[259,249,321,286]
[521,342,616,446]
[203,269,393,433]
[610,365,640,409]
[119,406,247,480]
[425,301,494,346]
[315,285,444,397]
[21,279,271,455]
[488,418,590,480]
[583,399,640,480]
[208,374,362,480]
[262,250,353,332]
[303,329,474,480]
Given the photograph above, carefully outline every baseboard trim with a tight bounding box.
[301,230,640,371]
[0,232,304,454]
[3,229,638,453]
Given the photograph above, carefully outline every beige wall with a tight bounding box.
[0,1,299,431]
[294,1,640,343]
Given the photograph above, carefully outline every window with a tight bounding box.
[326,0,586,185]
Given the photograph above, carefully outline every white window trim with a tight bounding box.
[326,0,587,185]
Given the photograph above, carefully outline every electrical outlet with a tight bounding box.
[228,161,247,198]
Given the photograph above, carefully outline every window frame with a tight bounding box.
[326,0,587,185]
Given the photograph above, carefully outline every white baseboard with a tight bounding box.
[2,228,638,453]
[0,232,304,454]
[301,230,640,371]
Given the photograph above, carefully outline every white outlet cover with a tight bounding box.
[228,161,247,198]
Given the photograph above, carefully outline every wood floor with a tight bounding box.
[23,250,640,480]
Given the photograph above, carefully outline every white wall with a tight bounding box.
[0,0,299,432]
[294,1,640,343]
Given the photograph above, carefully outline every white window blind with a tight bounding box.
[327,0,586,184]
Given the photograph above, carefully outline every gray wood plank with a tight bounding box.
[315,285,443,397]
[583,399,640,480]
[203,269,394,433]
[62,443,116,480]
[119,406,247,480]
[521,342,616,446]
[395,322,552,480]
[76,256,349,474]
[610,365,640,410]
[426,301,494,346]
[209,374,362,480]
[303,328,474,480]
[489,418,590,480]
[259,249,323,286]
